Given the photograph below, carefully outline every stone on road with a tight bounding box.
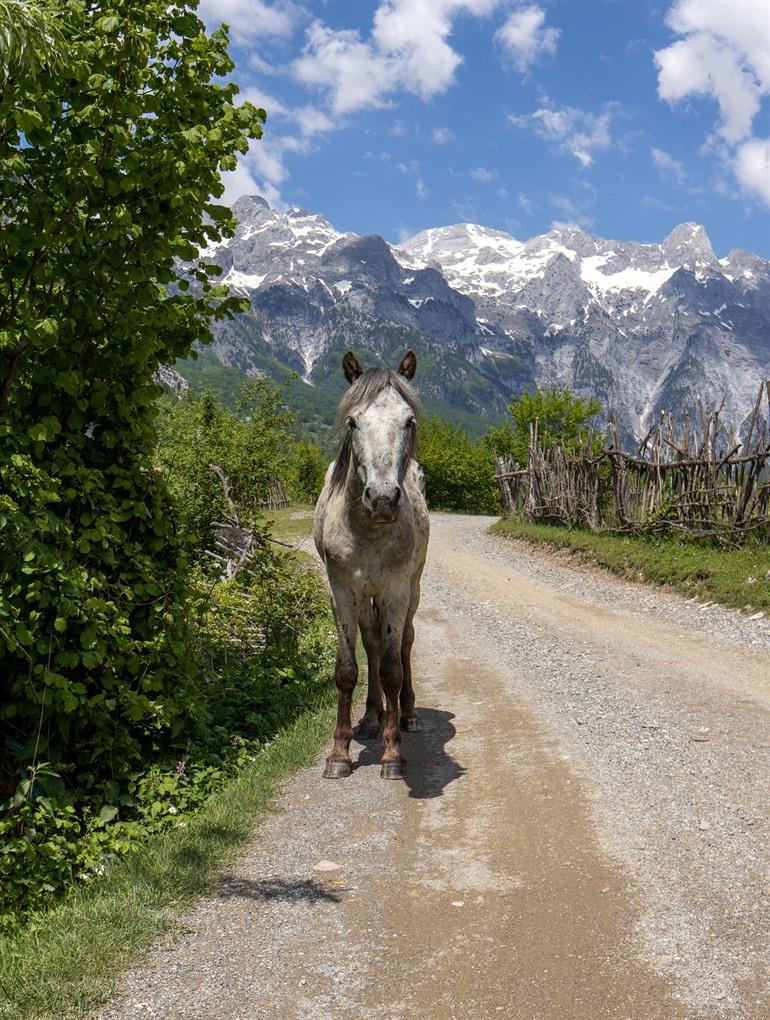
[100,514,770,1020]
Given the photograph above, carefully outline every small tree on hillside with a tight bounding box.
[156,381,297,547]
[487,387,602,466]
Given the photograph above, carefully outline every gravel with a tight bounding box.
[98,514,770,1020]
[425,514,770,1017]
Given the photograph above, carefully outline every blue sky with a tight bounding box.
[197,0,770,257]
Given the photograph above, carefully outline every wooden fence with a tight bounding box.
[495,382,770,540]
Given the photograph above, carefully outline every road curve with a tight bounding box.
[100,514,770,1020]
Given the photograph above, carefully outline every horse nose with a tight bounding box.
[367,485,401,520]
[374,486,400,511]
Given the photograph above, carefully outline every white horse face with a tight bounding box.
[348,386,416,523]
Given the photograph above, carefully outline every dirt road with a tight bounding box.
[101,515,770,1020]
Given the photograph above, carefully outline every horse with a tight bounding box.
[314,350,430,781]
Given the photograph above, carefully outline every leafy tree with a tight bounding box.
[418,416,499,514]
[0,0,61,78]
[0,1,265,778]
[156,381,296,547]
[288,439,328,504]
[487,387,602,465]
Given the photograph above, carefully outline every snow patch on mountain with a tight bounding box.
[222,268,267,293]
[580,255,675,295]
[190,195,770,442]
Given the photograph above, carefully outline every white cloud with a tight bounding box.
[197,0,301,45]
[509,102,615,167]
[734,136,770,205]
[495,5,559,73]
[218,157,285,210]
[416,177,429,199]
[549,193,595,229]
[222,89,335,209]
[293,22,393,115]
[432,126,453,145]
[518,191,535,213]
[470,166,496,181]
[292,105,335,138]
[651,146,685,183]
[293,1,504,115]
[654,0,770,206]
[451,196,477,220]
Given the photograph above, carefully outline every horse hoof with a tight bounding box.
[401,714,421,732]
[380,760,406,781]
[323,759,351,779]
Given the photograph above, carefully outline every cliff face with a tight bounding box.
[191,196,770,438]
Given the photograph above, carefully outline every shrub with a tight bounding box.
[155,381,295,547]
[0,1,265,782]
[487,387,602,467]
[288,440,329,504]
[418,416,499,514]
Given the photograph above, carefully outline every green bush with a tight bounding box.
[288,439,329,504]
[487,386,602,466]
[418,416,499,514]
[0,3,337,932]
[156,382,295,547]
[0,0,264,782]
[0,540,334,928]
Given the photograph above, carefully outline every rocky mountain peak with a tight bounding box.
[550,226,598,258]
[232,194,271,217]
[661,222,715,266]
[192,195,769,443]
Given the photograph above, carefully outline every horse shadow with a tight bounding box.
[352,707,465,799]
[215,875,342,904]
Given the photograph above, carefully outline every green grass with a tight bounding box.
[0,695,338,1020]
[267,504,316,546]
[490,518,770,612]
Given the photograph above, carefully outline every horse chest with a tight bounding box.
[322,513,415,596]
[349,557,404,597]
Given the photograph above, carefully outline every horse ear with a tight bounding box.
[342,351,363,384]
[397,349,417,380]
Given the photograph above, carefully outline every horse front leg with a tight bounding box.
[399,613,420,733]
[323,585,359,780]
[356,599,383,739]
[378,588,410,780]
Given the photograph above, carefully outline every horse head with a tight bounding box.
[332,351,419,524]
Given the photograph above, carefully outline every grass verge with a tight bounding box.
[490,518,770,612]
[0,694,338,1020]
[267,504,316,546]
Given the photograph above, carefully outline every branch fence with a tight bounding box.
[495,382,770,541]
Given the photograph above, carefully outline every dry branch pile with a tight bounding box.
[496,382,770,540]
[205,463,293,580]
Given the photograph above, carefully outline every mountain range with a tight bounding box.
[179,195,770,442]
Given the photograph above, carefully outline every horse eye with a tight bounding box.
[348,418,357,430]
[406,417,416,428]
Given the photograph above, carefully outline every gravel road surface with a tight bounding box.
[100,514,770,1019]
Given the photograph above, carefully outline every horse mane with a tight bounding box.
[329,367,421,495]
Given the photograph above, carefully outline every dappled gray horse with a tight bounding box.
[314,350,430,780]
